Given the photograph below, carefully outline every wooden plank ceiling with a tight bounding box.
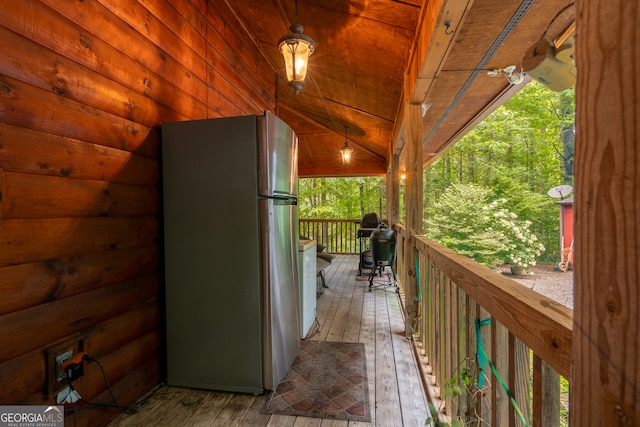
[225,0,574,177]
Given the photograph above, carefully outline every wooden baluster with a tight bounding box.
[466,300,478,423]
[444,276,453,417]
[532,354,559,427]
[478,306,492,426]
[493,320,509,425]
[434,267,444,396]
[322,221,328,251]
[313,221,317,248]
[449,280,460,420]
[426,256,434,366]
[511,335,531,427]
[331,220,335,252]
[456,287,467,422]
[421,251,428,359]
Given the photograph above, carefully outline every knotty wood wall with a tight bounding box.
[0,1,276,425]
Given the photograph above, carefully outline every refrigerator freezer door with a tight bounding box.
[258,112,298,198]
[260,198,301,390]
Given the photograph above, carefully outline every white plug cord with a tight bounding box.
[57,385,81,404]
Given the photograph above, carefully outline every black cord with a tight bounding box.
[62,354,137,415]
[62,353,166,416]
[80,354,139,414]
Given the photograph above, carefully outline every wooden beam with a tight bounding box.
[298,160,387,178]
[403,81,424,337]
[386,154,400,227]
[410,0,475,104]
[392,0,445,157]
[571,1,640,425]
[0,168,3,224]
[395,0,473,166]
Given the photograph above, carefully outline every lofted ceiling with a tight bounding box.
[225,0,575,177]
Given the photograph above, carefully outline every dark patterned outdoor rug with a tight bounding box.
[261,340,371,422]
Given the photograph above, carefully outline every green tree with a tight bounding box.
[299,177,385,219]
[427,183,545,269]
[426,183,504,267]
[425,81,574,264]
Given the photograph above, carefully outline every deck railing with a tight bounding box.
[298,218,572,424]
[394,224,573,426]
[298,218,363,254]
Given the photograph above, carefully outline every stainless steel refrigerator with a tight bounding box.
[161,112,300,394]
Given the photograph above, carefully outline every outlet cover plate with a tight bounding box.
[55,350,73,382]
[43,335,88,399]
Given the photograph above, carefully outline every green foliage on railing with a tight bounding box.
[425,357,491,427]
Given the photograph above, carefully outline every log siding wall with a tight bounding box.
[0,1,276,425]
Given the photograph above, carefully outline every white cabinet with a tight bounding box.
[298,240,317,338]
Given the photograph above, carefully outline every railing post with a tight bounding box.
[402,90,423,338]
[386,154,400,226]
[573,2,639,424]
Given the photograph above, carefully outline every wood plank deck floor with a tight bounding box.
[107,255,429,426]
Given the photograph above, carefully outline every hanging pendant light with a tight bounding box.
[278,0,315,95]
[340,126,354,167]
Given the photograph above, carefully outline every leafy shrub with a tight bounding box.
[427,183,545,269]
[485,199,545,269]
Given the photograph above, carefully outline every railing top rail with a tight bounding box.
[414,235,573,379]
[392,223,406,233]
[299,218,365,223]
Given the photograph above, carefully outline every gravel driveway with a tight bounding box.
[501,264,574,309]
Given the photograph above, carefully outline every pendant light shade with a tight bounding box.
[278,1,315,95]
[340,126,354,167]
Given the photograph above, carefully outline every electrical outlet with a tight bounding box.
[43,336,88,399]
[55,350,73,382]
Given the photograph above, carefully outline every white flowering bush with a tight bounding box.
[428,184,505,267]
[428,184,545,270]
[485,199,545,269]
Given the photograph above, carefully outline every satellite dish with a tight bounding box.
[547,185,573,199]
